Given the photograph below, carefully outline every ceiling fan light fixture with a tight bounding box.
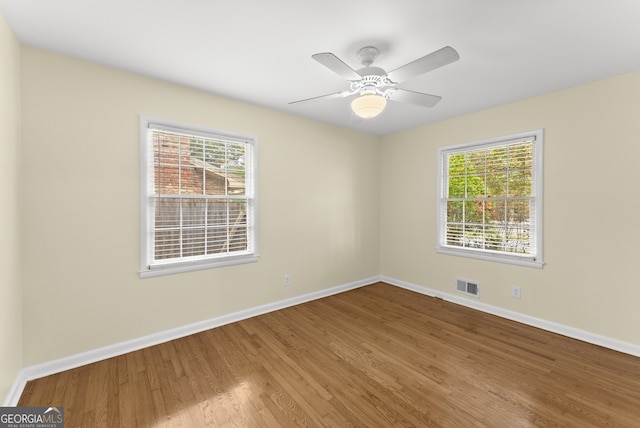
[350,94,387,119]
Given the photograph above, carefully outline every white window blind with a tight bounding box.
[437,130,543,268]
[140,117,258,277]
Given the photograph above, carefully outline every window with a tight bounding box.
[140,116,258,278]
[437,130,543,268]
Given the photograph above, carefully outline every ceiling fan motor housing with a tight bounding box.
[351,68,395,98]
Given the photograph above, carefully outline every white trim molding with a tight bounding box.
[381,275,640,359]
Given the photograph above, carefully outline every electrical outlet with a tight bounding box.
[284,274,291,286]
[512,286,521,299]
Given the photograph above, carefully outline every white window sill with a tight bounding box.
[140,254,259,279]
[436,247,543,269]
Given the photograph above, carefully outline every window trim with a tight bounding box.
[436,129,544,269]
[139,115,259,278]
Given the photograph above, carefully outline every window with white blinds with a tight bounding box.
[437,130,543,268]
[140,116,258,278]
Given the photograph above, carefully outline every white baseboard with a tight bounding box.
[381,275,640,359]
[3,374,27,408]
[7,274,640,405]
[3,276,379,406]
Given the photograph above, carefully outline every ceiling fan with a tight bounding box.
[290,45,460,119]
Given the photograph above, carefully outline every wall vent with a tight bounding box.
[456,278,480,298]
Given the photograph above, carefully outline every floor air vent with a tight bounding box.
[456,278,480,298]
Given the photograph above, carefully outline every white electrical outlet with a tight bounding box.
[512,286,521,299]
[284,274,291,286]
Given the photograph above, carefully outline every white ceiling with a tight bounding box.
[2,0,640,136]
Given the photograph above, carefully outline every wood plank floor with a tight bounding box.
[19,282,640,427]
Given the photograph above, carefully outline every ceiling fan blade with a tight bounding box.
[312,52,362,81]
[386,46,460,83]
[289,91,351,105]
[388,89,442,108]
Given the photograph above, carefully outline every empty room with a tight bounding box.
[2,1,640,426]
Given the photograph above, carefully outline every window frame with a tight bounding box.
[436,129,543,268]
[139,116,259,278]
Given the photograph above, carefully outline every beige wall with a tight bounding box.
[20,47,381,366]
[380,70,640,345]
[0,13,22,402]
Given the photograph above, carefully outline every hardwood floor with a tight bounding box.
[18,282,640,427]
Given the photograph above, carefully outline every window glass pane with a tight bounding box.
[507,199,529,225]
[467,149,486,173]
[227,143,247,196]
[508,170,531,197]
[182,198,206,228]
[206,199,248,254]
[506,199,530,253]
[448,153,466,175]
[509,142,533,170]
[484,224,504,252]
[180,166,204,195]
[182,227,206,257]
[143,119,256,274]
[195,138,226,167]
[154,132,181,195]
[486,146,508,172]
[189,137,205,160]
[228,227,248,252]
[464,200,483,224]
[466,174,485,198]
[439,134,540,263]
[448,176,465,198]
[447,201,463,223]
[485,199,505,223]
[446,223,463,247]
[464,224,484,249]
[154,197,180,260]
[154,229,180,260]
[486,172,507,198]
[203,163,228,196]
